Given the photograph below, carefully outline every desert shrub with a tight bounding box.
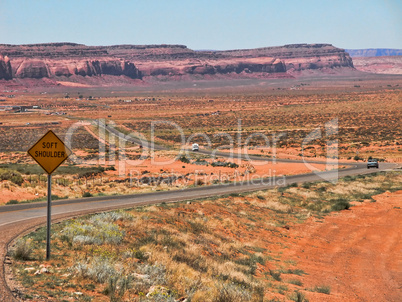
[0,168,24,185]
[102,275,119,297]
[10,174,24,186]
[59,217,125,246]
[73,257,117,283]
[117,275,133,297]
[89,210,133,223]
[123,249,148,261]
[78,167,105,178]
[12,238,33,260]
[186,220,209,234]
[194,159,209,166]
[82,191,93,198]
[131,264,167,294]
[331,199,350,211]
[269,269,282,281]
[178,155,190,164]
[211,161,239,168]
[288,279,303,286]
[281,268,306,276]
[52,194,67,201]
[311,285,330,294]
[144,292,176,302]
[195,179,204,186]
[290,291,308,302]
[6,199,19,205]
[235,254,265,275]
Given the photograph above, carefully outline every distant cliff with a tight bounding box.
[346,49,402,57]
[0,43,355,82]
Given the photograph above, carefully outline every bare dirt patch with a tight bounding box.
[288,190,402,301]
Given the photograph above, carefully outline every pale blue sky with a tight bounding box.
[0,0,401,50]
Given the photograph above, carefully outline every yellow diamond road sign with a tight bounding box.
[28,130,72,175]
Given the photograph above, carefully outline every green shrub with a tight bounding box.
[331,199,350,211]
[82,192,93,198]
[6,199,19,205]
[211,161,239,168]
[178,155,190,164]
[0,168,24,185]
[11,174,24,186]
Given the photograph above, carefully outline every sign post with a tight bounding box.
[28,130,72,260]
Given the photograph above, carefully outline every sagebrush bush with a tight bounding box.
[12,239,33,260]
[72,257,118,283]
[59,215,125,246]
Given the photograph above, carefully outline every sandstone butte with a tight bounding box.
[0,43,355,82]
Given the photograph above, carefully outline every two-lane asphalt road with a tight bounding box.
[0,162,397,228]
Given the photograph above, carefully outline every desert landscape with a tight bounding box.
[0,40,401,302]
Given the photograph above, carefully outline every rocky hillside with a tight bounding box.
[0,43,354,82]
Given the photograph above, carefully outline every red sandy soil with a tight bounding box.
[287,190,402,301]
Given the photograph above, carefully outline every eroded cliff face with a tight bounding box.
[137,57,286,77]
[218,44,354,71]
[10,58,142,79]
[0,43,354,83]
[0,55,12,80]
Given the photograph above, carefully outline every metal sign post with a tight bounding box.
[46,174,52,260]
[27,130,72,260]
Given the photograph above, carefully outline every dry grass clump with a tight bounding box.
[11,238,33,261]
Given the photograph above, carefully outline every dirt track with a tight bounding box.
[289,191,402,301]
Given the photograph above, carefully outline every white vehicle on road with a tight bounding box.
[192,143,199,151]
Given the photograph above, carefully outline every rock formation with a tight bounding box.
[0,43,355,83]
[0,55,12,80]
[218,44,354,71]
[9,58,141,79]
